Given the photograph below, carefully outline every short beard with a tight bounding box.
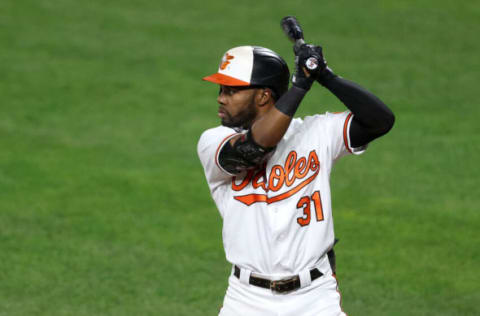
[221,98,258,130]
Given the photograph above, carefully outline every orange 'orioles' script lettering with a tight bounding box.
[220,53,234,70]
[232,150,320,206]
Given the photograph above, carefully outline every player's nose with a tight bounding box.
[217,91,227,105]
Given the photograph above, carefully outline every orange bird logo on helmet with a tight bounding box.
[220,53,234,70]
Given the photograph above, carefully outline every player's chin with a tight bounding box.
[221,113,250,129]
[220,115,235,128]
[220,119,235,128]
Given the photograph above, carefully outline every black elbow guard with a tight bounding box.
[218,130,275,174]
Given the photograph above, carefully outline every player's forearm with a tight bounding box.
[322,76,395,134]
[251,86,307,148]
[251,108,292,148]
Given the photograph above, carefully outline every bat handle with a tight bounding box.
[297,39,305,45]
[294,38,305,55]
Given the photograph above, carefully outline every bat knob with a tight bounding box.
[281,16,304,43]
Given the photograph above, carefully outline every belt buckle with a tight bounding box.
[270,276,298,293]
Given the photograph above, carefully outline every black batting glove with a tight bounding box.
[291,44,320,91]
[308,45,336,86]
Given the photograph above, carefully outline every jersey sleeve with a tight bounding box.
[197,126,241,193]
[324,111,367,161]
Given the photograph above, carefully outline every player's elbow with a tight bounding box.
[382,109,395,134]
[372,107,395,137]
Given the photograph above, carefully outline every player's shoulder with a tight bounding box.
[305,110,350,120]
[197,125,241,152]
[296,110,350,127]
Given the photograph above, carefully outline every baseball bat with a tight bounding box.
[280,16,318,71]
[281,16,305,46]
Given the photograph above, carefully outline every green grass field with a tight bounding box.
[1,0,479,315]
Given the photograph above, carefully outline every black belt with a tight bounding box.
[233,265,323,293]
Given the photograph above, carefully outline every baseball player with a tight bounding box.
[197,42,394,315]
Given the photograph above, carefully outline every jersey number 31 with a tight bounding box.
[296,190,324,227]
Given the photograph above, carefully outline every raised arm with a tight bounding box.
[321,76,395,148]
[250,85,308,148]
[298,44,395,148]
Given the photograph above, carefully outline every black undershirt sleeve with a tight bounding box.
[321,76,395,148]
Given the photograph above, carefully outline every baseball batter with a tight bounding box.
[197,40,394,315]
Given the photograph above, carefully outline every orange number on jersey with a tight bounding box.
[312,190,324,221]
[296,191,324,227]
[296,196,311,226]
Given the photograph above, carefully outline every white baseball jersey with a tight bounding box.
[197,111,365,277]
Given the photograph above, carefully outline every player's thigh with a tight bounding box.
[291,274,347,316]
[219,276,276,316]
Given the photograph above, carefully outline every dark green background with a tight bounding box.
[1,0,478,315]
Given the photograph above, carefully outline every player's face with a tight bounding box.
[217,85,259,129]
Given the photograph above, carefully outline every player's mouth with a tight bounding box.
[218,107,227,118]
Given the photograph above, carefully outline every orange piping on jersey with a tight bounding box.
[215,133,239,171]
[343,113,353,154]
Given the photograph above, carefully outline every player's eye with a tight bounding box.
[219,86,237,96]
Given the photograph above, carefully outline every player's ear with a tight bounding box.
[256,88,273,107]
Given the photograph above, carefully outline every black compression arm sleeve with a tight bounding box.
[274,86,308,117]
[322,76,395,148]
